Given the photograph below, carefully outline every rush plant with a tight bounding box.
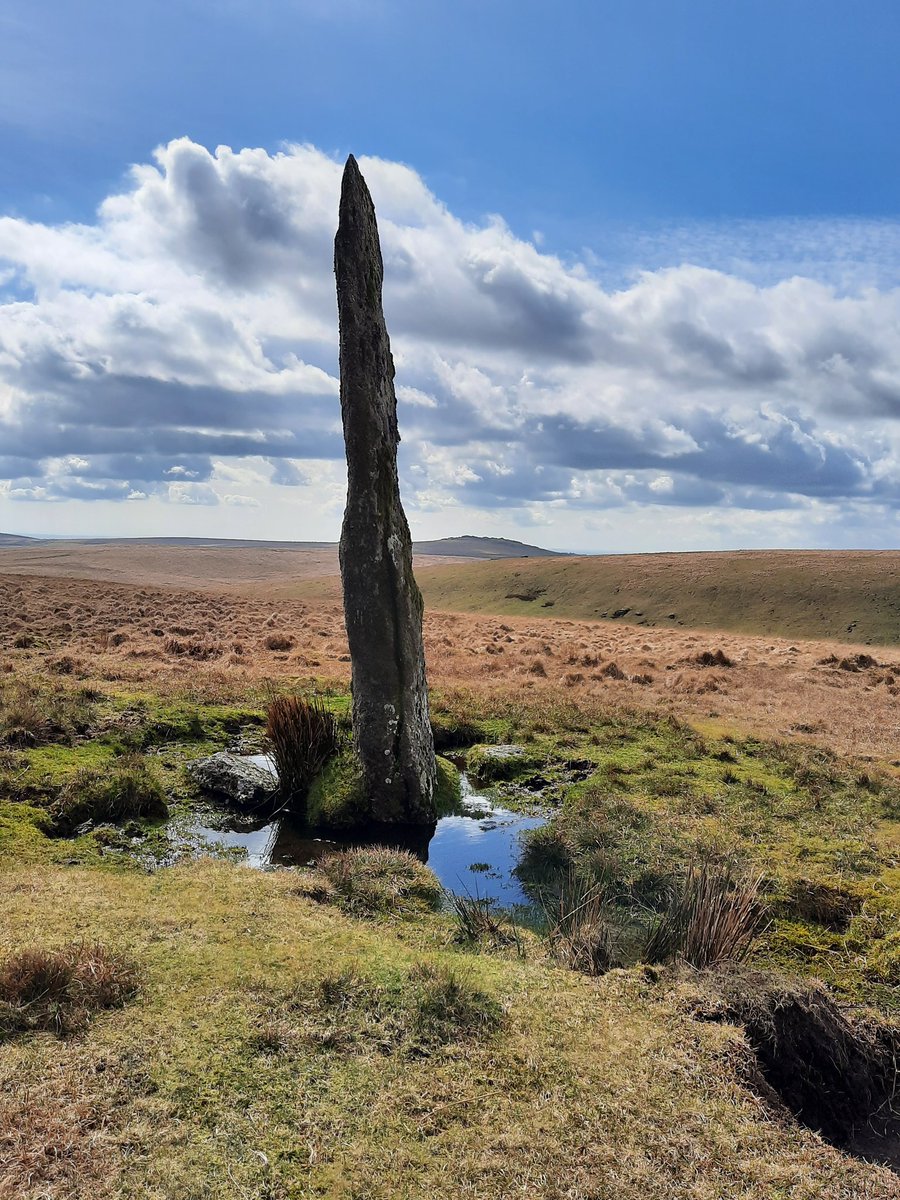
[265,693,340,806]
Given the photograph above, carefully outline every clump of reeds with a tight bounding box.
[265,693,339,801]
[448,889,524,953]
[542,871,622,975]
[643,859,767,969]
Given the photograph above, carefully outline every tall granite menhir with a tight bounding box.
[334,155,438,825]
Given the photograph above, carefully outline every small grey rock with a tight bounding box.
[479,744,527,762]
[186,752,278,808]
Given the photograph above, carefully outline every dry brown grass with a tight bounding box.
[0,1063,120,1200]
[0,942,139,1038]
[0,1045,165,1200]
[2,570,899,762]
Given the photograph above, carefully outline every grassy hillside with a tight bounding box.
[417,550,900,645]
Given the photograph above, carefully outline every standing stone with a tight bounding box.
[334,155,437,825]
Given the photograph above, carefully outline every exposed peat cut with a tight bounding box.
[684,967,900,1168]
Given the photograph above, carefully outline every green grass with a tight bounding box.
[318,846,443,916]
[416,549,900,643]
[1,858,893,1199]
[426,686,900,1010]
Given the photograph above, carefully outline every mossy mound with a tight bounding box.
[466,743,535,783]
[306,751,460,830]
[51,755,169,835]
[434,755,461,814]
[305,749,368,830]
[430,710,485,752]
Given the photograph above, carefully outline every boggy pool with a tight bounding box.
[179,757,545,908]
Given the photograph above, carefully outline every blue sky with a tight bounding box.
[6,1,900,237]
[1,1,899,549]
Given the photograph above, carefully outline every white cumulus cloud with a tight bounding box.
[1,137,900,547]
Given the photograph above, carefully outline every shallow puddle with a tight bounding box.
[178,757,544,906]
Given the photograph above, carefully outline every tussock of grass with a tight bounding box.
[319,846,443,916]
[538,860,768,977]
[0,677,97,748]
[162,635,222,660]
[644,861,768,969]
[542,872,624,975]
[0,942,138,1038]
[692,649,735,668]
[448,890,524,952]
[262,631,295,651]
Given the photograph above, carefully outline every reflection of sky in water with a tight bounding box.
[182,760,544,907]
[425,808,544,905]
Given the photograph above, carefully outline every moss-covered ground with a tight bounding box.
[1,671,899,1197]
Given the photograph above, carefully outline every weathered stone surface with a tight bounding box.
[466,743,530,784]
[186,752,278,809]
[334,155,437,825]
[476,744,528,763]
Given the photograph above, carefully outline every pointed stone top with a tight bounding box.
[335,153,381,302]
[338,154,373,223]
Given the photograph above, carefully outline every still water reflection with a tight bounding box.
[180,759,544,906]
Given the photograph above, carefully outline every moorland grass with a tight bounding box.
[0,661,899,1195]
[1,858,896,1199]
[415,549,900,644]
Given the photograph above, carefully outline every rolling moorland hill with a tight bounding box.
[3,539,900,644]
[0,533,559,557]
[414,549,900,646]
[0,535,559,589]
[411,535,564,558]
